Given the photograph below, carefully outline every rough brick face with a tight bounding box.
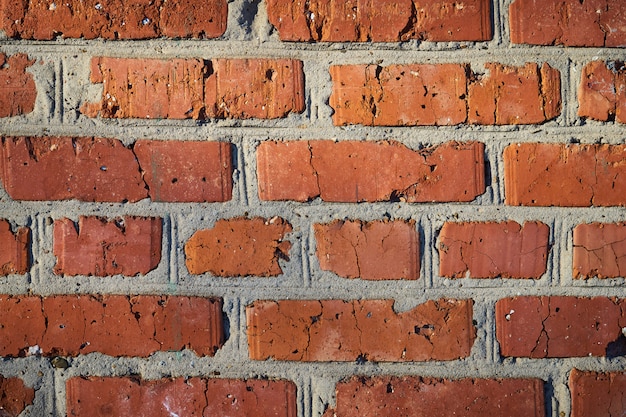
[0,376,35,417]
[257,140,485,203]
[496,296,626,358]
[67,377,296,417]
[0,294,223,357]
[81,57,305,120]
[0,0,227,40]
[185,217,292,277]
[133,140,233,202]
[314,219,420,280]
[438,221,550,279]
[330,62,560,126]
[573,223,626,279]
[504,143,626,207]
[266,0,492,42]
[0,53,36,118]
[578,61,626,123]
[53,216,162,276]
[0,220,29,275]
[510,0,626,47]
[247,299,475,362]
[569,369,626,417]
[324,376,545,417]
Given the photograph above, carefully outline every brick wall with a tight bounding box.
[1,0,625,416]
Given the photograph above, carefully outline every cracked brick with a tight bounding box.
[257,140,485,203]
[0,0,227,40]
[0,53,36,117]
[53,216,162,276]
[504,143,626,207]
[185,217,292,277]
[570,369,626,417]
[266,0,492,42]
[578,61,626,123]
[0,294,224,357]
[314,219,420,280]
[573,223,626,279]
[0,219,29,275]
[438,221,549,279]
[247,298,475,362]
[0,376,34,417]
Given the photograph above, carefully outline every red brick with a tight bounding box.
[573,223,626,279]
[185,217,292,277]
[67,377,296,417]
[247,299,475,361]
[53,216,162,276]
[438,221,549,279]
[510,0,626,47]
[496,296,626,358]
[570,369,626,417]
[266,0,491,42]
[0,294,223,357]
[0,0,227,40]
[325,376,545,417]
[257,140,485,203]
[0,136,147,202]
[578,61,626,123]
[504,143,626,207]
[0,53,36,117]
[0,220,29,275]
[81,57,304,120]
[314,219,419,280]
[133,140,233,203]
[0,376,34,417]
[330,62,560,126]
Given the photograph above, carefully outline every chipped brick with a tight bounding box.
[0,219,29,275]
[573,223,626,279]
[0,376,34,417]
[578,61,626,123]
[247,299,475,362]
[0,53,36,117]
[570,369,626,417]
[257,140,485,203]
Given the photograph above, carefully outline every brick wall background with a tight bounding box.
[1,0,626,416]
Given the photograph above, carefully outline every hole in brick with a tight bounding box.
[266,69,276,81]
[171,178,178,184]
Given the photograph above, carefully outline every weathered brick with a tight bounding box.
[0,0,227,40]
[578,61,626,123]
[81,57,304,120]
[133,140,233,202]
[257,140,485,203]
[185,217,292,277]
[496,296,626,358]
[324,376,545,417]
[510,0,626,47]
[504,143,626,207]
[0,136,147,202]
[0,376,34,417]
[573,223,626,279]
[247,299,475,361]
[0,294,223,357]
[569,369,626,417]
[67,377,296,417]
[438,221,549,279]
[0,220,29,275]
[0,53,36,117]
[314,219,420,280]
[266,0,492,42]
[330,62,560,126]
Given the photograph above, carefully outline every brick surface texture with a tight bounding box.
[0,376,35,417]
[578,60,626,123]
[573,223,626,279]
[0,219,29,275]
[0,53,36,117]
[569,369,626,417]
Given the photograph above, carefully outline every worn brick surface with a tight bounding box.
[67,377,296,417]
[504,143,626,207]
[0,0,227,40]
[0,376,34,417]
[578,61,626,123]
[510,0,626,47]
[0,294,223,357]
[569,369,626,417]
[0,220,29,275]
[438,221,550,279]
[0,53,36,118]
[257,140,485,203]
[496,296,626,358]
[247,299,475,362]
[314,219,420,280]
[573,223,626,279]
[324,376,545,417]
[53,216,162,276]
[266,0,492,42]
[81,57,305,120]
[133,140,233,203]
[185,217,292,277]
[330,62,560,126]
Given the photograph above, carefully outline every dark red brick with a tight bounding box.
[570,369,626,417]
[257,140,485,203]
[0,376,34,417]
[0,220,29,275]
[578,61,626,123]
[573,223,626,278]
[0,53,36,117]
